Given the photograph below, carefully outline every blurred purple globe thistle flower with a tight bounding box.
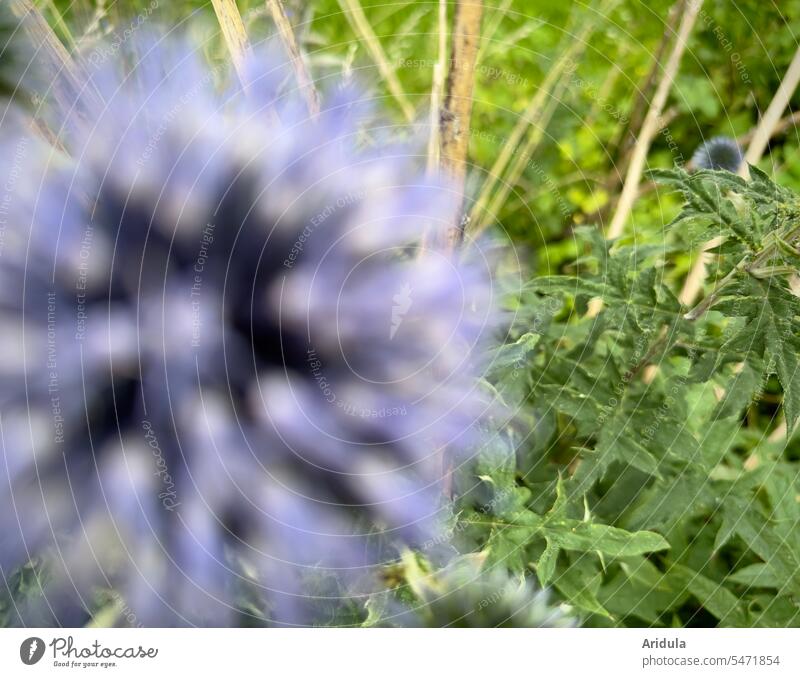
[0,35,495,626]
[691,136,743,172]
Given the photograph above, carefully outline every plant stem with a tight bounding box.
[338,0,415,122]
[683,221,800,320]
[439,0,484,251]
[607,0,685,168]
[426,0,448,175]
[9,0,86,113]
[743,45,800,171]
[683,263,740,320]
[39,0,78,54]
[606,0,703,240]
[266,0,320,117]
[467,10,598,238]
[211,0,252,85]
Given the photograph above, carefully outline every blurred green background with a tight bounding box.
[19,0,800,280]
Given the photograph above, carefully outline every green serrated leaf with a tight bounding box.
[670,564,749,626]
[554,562,613,620]
[536,538,559,587]
[727,564,781,589]
[544,520,669,557]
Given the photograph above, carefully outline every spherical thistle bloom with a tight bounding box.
[0,35,494,626]
[691,136,743,172]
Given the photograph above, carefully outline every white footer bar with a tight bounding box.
[0,628,797,676]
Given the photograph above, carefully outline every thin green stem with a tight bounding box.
[684,219,800,320]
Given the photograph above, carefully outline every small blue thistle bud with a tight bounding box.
[691,135,744,172]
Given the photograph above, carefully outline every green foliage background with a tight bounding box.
[33,1,800,260]
[7,0,800,627]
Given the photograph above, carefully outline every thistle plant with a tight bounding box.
[451,165,800,627]
[0,36,493,627]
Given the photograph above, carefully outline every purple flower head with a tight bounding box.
[0,35,495,626]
